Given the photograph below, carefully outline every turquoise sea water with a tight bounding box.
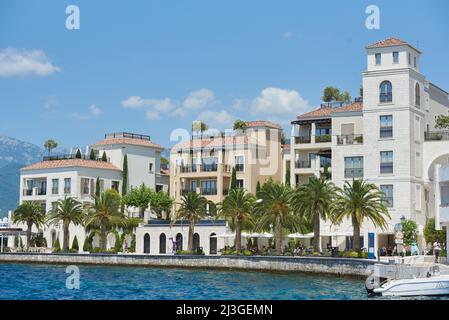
[0,263,445,300]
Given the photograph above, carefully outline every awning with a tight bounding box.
[288,232,314,239]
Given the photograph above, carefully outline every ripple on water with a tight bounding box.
[0,263,445,300]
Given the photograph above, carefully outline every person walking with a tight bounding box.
[433,241,441,263]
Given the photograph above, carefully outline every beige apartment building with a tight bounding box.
[169,121,283,211]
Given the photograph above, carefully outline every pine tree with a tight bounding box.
[102,151,107,162]
[122,154,128,196]
[71,236,79,251]
[230,167,237,190]
[95,177,101,197]
[89,148,96,160]
[75,149,82,159]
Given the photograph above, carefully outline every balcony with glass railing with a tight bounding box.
[295,160,311,169]
[425,131,449,141]
[344,168,364,179]
[337,134,363,145]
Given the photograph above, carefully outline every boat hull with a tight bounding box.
[374,275,449,297]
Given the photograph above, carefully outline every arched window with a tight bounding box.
[379,81,392,103]
[415,83,420,107]
[159,233,166,254]
[143,233,150,254]
[193,233,200,252]
[176,233,183,252]
[209,233,217,255]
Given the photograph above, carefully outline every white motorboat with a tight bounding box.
[366,260,449,297]
[373,274,449,297]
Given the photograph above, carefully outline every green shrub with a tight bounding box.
[312,252,322,256]
[53,238,61,252]
[242,249,253,256]
[348,251,359,258]
[114,233,122,253]
[71,236,79,251]
[83,236,92,252]
[358,251,368,259]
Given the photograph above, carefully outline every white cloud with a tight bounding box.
[0,47,60,77]
[68,104,102,120]
[146,110,160,120]
[197,109,234,130]
[281,31,293,39]
[183,89,215,110]
[121,96,148,108]
[43,95,59,111]
[89,104,102,116]
[251,87,309,123]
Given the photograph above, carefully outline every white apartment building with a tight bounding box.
[12,132,169,250]
[290,38,449,253]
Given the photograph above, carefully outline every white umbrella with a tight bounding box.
[288,232,314,239]
[210,233,236,238]
[241,232,273,238]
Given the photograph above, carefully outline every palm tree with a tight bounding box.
[294,176,337,253]
[255,181,302,255]
[44,139,58,156]
[331,179,391,252]
[13,201,46,250]
[85,189,126,250]
[218,188,256,252]
[46,196,85,251]
[173,192,208,252]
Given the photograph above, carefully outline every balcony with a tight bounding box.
[344,168,364,179]
[294,136,311,144]
[315,134,331,143]
[337,134,363,145]
[181,189,196,195]
[180,165,197,173]
[380,93,392,103]
[23,189,33,196]
[295,160,311,169]
[201,164,218,172]
[425,131,449,141]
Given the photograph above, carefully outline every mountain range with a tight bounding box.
[0,136,45,217]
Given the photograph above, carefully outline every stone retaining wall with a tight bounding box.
[0,253,377,277]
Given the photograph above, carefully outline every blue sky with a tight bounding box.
[0,0,448,151]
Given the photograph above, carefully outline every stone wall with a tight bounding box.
[0,253,376,277]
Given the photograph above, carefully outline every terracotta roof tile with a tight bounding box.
[244,120,282,130]
[21,159,121,171]
[366,37,420,53]
[93,138,164,150]
[171,135,259,151]
[296,102,363,120]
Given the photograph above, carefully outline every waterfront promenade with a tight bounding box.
[0,253,376,277]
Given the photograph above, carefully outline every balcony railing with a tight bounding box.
[425,131,449,141]
[380,93,392,103]
[344,168,364,178]
[315,134,331,143]
[380,127,393,138]
[201,188,217,196]
[337,134,363,145]
[380,163,393,174]
[294,136,311,144]
[295,160,311,169]
[235,164,244,172]
[43,154,102,161]
[181,189,195,195]
[23,189,33,196]
[201,164,218,172]
[180,165,196,173]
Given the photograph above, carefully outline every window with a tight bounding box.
[375,53,381,65]
[415,83,420,107]
[149,162,154,173]
[201,180,217,195]
[52,179,59,195]
[380,151,393,174]
[235,155,244,172]
[344,157,363,178]
[191,180,196,193]
[380,115,393,138]
[64,178,71,194]
[393,51,399,63]
[236,179,244,189]
[408,53,411,65]
[82,178,90,195]
[414,116,421,141]
[414,56,417,68]
[112,181,120,192]
[380,185,393,207]
[156,185,163,192]
[201,157,218,172]
[379,81,392,103]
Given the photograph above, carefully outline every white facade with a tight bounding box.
[290,39,449,253]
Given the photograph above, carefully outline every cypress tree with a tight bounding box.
[89,148,96,160]
[83,235,92,252]
[285,168,291,186]
[122,154,128,196]
[256,181,261,193]
[71,236,79,251]
[75,149,82,159]
[101,151,107,162]
[95,177,101,197]
[230,167,237,190]
[54,238,61,252]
